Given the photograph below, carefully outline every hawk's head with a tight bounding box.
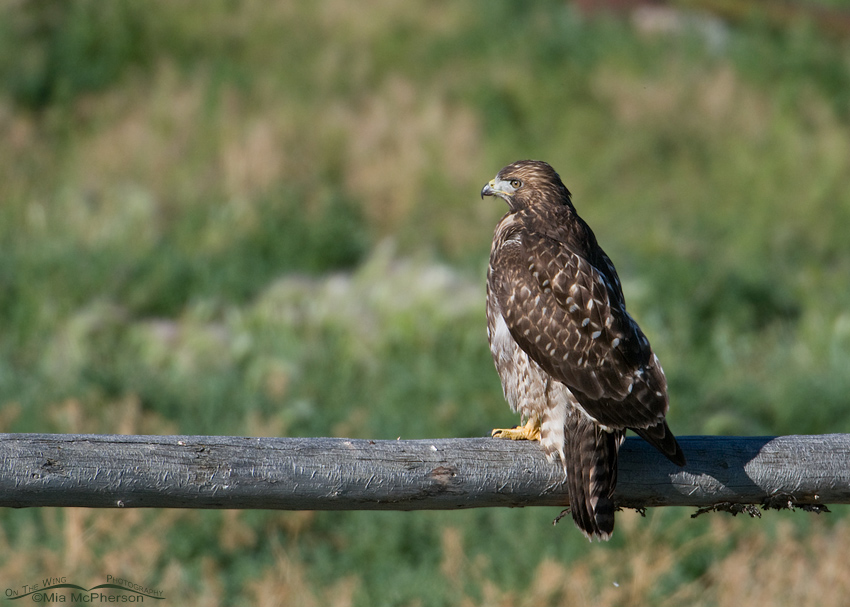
[481,160,572,211]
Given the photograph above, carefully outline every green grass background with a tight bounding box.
[2,1,850,605]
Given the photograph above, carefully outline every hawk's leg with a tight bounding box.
[491,416,541,441]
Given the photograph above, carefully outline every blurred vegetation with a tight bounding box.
[2,0,850,605]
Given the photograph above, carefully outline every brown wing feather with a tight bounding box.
[490,211,685,465]
[491,231,659,423]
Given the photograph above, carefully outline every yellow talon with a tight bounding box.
[491,416,541,441]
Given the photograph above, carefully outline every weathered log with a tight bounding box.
[1,434,847,510]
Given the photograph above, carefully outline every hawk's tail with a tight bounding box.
[564,415,625,541]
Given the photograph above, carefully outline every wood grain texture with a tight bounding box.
[1,434,848,510]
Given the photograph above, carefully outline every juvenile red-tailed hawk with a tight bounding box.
[482,160,685,540]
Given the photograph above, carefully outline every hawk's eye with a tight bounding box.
[509,179,521,189]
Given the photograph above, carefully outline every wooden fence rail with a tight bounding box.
[1,434,849,512]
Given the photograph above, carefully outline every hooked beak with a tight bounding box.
[480,179,499,199]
